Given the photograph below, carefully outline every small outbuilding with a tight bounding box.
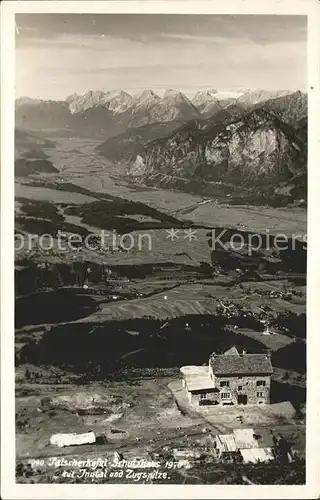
[50,431,96,447]
[213,427,275,463]
[240,447,274,464]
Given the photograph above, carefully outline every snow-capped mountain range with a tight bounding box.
[15,88,306,137]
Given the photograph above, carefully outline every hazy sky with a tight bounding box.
[15,14,307,100]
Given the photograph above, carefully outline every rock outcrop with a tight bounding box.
[127,109,307,195]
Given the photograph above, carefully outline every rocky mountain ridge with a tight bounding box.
[126,108,307,204]
[16,88,306,136]
[191,90,240,117]
[253,91,307,128]
[15,88,201,136]
[66,89,132,114]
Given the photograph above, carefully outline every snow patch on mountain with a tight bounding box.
[237,89,295,107]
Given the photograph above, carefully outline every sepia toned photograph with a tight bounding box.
[2,3,314,494]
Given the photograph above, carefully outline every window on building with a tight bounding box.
[200,393,207,400]
[257,392,264,397]
[220,381,230,387]
[238,385,243,391]
[257,380,266,386]
[221,393,231,399]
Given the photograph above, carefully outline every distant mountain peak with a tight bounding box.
[163,89,188,99]
[85,90,106,98]
[163,89,197,108]
[237,89,295,107]
[15,96,44,106]
[164,88,178,97]
[193,90,217,98]
[65,89,132,114]
[135,89,160,100]
[192,90,219,103]
[106,89,132,99]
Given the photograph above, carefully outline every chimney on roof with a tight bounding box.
[266,351,272,360]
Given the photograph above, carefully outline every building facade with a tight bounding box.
[181,346,273,406]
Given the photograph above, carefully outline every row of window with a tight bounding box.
[220,392,265,399]
[220,380,266,387]
[221,393,231,399]
[200,392,265,399]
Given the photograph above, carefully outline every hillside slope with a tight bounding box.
[15,158,59,177]
[256,91,307,128]
[15,129,56,160]
[96,121,183,162]
[127,109,307,199]
[15,100,71,130]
